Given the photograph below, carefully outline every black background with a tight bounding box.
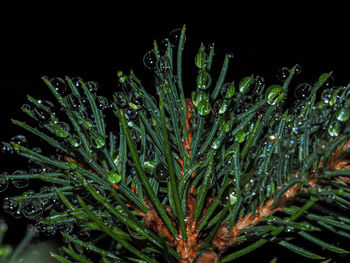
[1,3,350,262]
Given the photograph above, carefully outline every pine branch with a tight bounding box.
[1,25,350,263]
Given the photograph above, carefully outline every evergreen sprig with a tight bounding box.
[1,25,350,262]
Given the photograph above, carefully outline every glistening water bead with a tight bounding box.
[3,197,19,215]
[276,67,290,82]
[65,93,81,111]
[21,199,44,220]
[294,83,311,100]
[143,50,157,70]
[11,170,29,188]
[50,77,68,96]
[33,107,51,123]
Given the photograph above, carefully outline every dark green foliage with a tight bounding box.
[1,25,350,262]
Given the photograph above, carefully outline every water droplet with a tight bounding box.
[21,199,43,220]
[50,77,68,96]
[192,90,209,107]
[238,75,255,95]
[90,132,106,149]
[108,171,122,184]
[21,103,32,112]
[169,28,181,46]
[328,121,340,137]
[0,173,9,192]
[33,107,51,123]
[276,67,290,82]
[10,135,27,147]
[129,94,145,110]
[336,108,350,122]
[69,134,82,148]
[86,81,99,93]
[71,77,83,89]
[65,94,81,110]
[196,70,211,90]
[154,164,168,182]
[321,75,334,89]
[12,170,29,188]
[195,45,207,69]
[321,89,333,104]
[35,221,57,237]
[293,83,311,100]
[235,130,246,143]
[13,209,23,219]
[294,64,302,75]
[255,76,265,93]
[197,100,211,116]
[143,50,157,70]
[220,82,235,99]
[96,96,109,110]
[3,197,19,215]
[51,121,70,138]
[265,85,285,105]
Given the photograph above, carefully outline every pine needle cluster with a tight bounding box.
[1,25,350,262]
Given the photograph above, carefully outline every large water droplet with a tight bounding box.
[35,221,57,237]
[154,164,168,182]
[265,85,285,105]
[294,64,302,75]
[238,76,255,95]
[321,89,333,104]
[11,135,27,148]
[3,197,19,215]
[143,50,157,70]
[169,28,181,46]
[86,81,99,93]
[21,199,43,220]
[71,77,83,90]
[90,132,106,149]
[196,70,211,90]
[276,67,290,82]
[293,83,311,100]
[220,82,235,99]
[328,121,340,137]
[51,77,68,96]
[65,94,81,111]
[336,108,350,122]
[12,170,29,188]
[108,171,122,184]
[197,100,211,116]
[129,94,145,110]
[195,46,207,69]
[33,107,51,123]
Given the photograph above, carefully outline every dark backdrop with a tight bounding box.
[1,3,350,262]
